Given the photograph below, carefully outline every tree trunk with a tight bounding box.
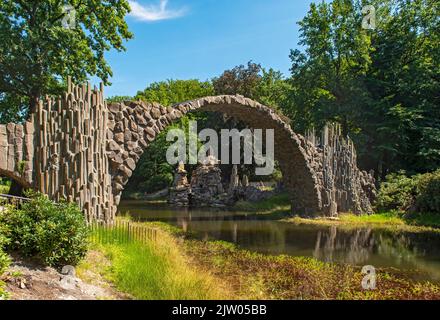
[9,180,24,197]
[29,94,39,116]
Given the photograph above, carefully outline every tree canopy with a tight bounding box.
[0,0,133,120]
[285,0,440,178]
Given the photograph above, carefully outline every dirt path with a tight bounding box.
[2,253,124,300]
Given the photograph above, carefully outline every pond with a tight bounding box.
[118,200,440,284]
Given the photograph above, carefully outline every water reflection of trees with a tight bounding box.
[312,226,440,273]
[313,226,375,265]
[174,210,440,282]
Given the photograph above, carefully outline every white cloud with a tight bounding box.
[128,0,187,22]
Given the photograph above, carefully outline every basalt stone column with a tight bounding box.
[0,120,34,188]
[305,125,376,216]
[33,78,115,223]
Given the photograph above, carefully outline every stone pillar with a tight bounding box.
[168,162,190,207]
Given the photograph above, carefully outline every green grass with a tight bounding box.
[80,223,229,300]
[233,192,291,212]
[285,211,440,233]
[177,228,440,300]
[403,212,440,228]
[78,220,440,300]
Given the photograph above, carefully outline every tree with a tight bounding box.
[213,62,290,182]
[255,68,292,111]
[213,61,262,98]
[0,0,133,121]
[107,95,133,104]
[285,0,440,179]
[287,0,373,135]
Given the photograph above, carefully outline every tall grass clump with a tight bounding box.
[90,222,227,300]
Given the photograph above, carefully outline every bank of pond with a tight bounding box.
[2,194,440,300]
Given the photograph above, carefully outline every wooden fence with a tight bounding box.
[90,219,159,245]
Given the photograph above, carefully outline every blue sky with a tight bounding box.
[102,0,315,98]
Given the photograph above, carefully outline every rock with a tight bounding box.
[144,127,156,138]
[124,158,136,171]
[123,129,132,142]
[107,140,120,151]
[189,155,228,208]
[168,162,190,207]
[114,133,124,144]
[150,107,161,119]
[118,165,132,179]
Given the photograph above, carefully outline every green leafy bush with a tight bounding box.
[416,170,440,214]
[0,249,9,276]
[375,172,419,212]
[0,193,89,266]
[376,170,440,214]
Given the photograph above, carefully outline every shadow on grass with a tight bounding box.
[403,212,440,228]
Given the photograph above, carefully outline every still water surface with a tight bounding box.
[119,200,440,283]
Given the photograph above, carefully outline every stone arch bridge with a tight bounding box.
[0,81,375,222]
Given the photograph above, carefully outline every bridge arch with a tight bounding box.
[0,81,374,222]
[107,95,323,215]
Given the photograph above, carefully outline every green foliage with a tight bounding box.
[135,79,214,106]
[0,211,11,299]
[212,61,291,110]
[0,178,11,195]
[86,223,226,299]
[0,193,89,266]
[183,225,440,300]
[376,172,419,212]
[124,80,214,195]
[0,249,10,277]
[234,192,290,212]
[416,170,440,214]
[107,95,133,104]
[0,0,133,121]
[376,170,440,214]
[213,61,263,98]
[285,0,440,178]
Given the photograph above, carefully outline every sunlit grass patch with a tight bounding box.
[285,212,440,233]
[85,222,230,300]
[338,212,405,225]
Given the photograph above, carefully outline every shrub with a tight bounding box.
[0,215,11,290]
[375,172,419,212]
[416,170,440,214]
[0,249,9,276]
[1,193,89,266]
[376,170,440,214]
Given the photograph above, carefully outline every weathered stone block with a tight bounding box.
[150,107,161,119]
[107,140,120,151]
[124,158,136,171]
[114,133,124,144]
